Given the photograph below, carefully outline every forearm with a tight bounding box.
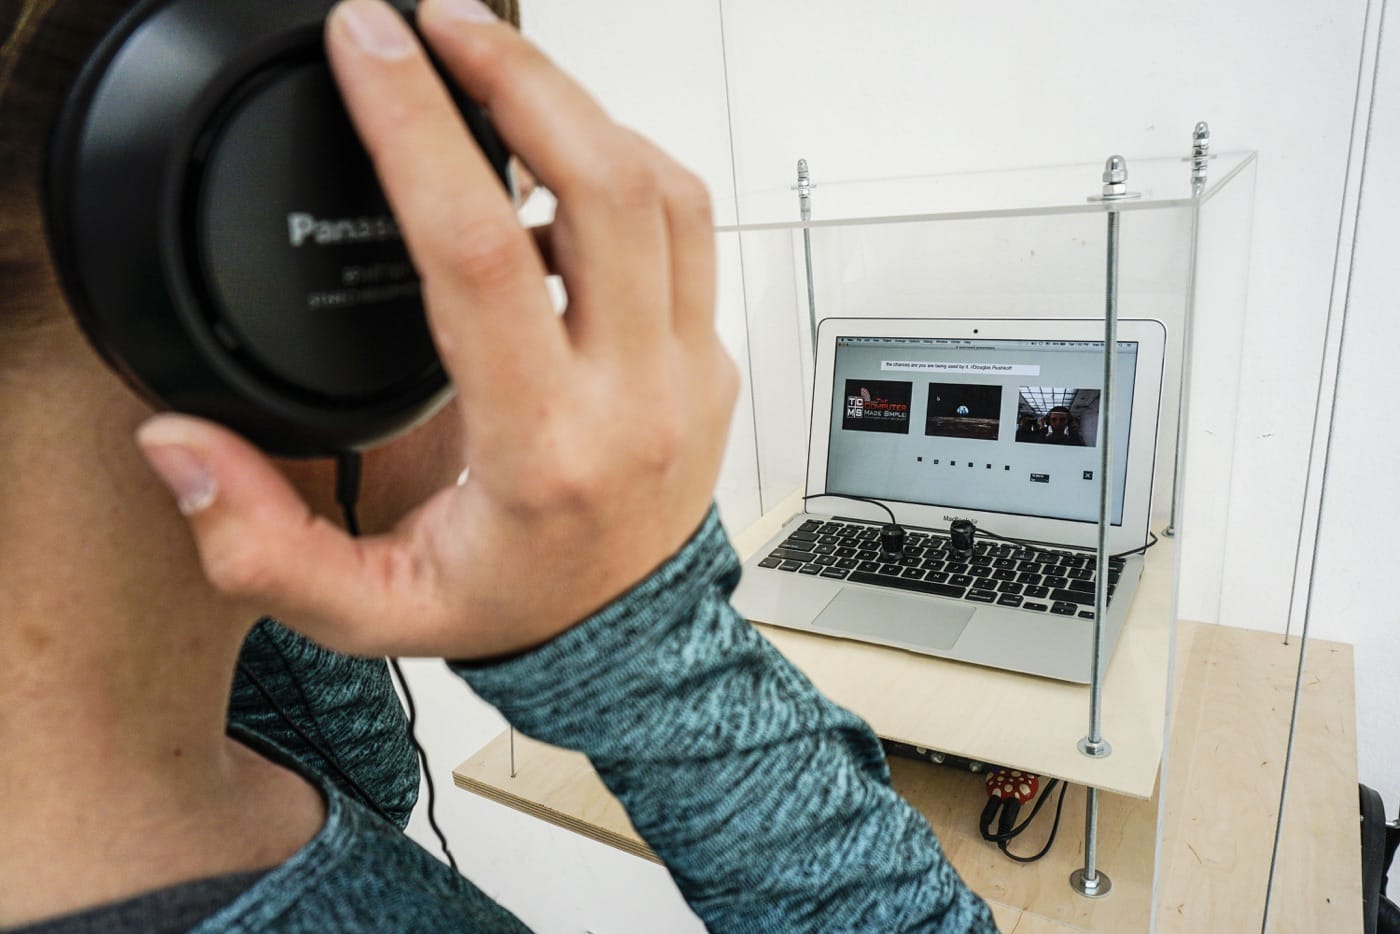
[453,508,994,932]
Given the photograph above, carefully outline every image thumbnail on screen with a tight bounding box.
[923,383,1003,441]
[842,379,913,434]
[1016,387,1100,446]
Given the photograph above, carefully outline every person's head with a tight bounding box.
[1,0,520,536]
[1046,406,1071,433]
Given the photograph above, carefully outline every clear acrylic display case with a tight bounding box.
[721,150,1282,930]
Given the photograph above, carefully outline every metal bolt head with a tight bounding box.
[1079,736,1113,758]
[1101,155,1128,197]
[1193,121,1210,148]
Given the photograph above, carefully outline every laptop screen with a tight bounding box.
[826,336,1140,526]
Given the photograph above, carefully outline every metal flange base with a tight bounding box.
[1070,868,1113,898]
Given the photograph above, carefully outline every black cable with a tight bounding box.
[981,779,1060,843]
[804,492,1160,562]
[974,524,1160,562]
[235,659,396,827]
[332,451,459,873]
[984,778,1063,842]
[996,780,1070,864]
[335,451,362,537]
[978,772,1069,863]
[1108,531,1159,560]
[802,492,897,525]
[386,657,459,873]
[335,458,457,871]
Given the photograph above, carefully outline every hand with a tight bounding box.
[136,0,738,660]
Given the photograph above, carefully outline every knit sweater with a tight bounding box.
[14,507,994,933]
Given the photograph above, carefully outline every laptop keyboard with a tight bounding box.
[756,518,1124,620]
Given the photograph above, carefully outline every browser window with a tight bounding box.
[825,336,1140,525]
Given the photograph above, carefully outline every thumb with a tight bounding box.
[135,414,379,645]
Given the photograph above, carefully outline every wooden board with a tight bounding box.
[1155,628,1360,933]
[1266,637,1361,929]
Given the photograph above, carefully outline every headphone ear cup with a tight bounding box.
[44,0,510,456]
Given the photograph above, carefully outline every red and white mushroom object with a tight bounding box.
[985,768,1039,805]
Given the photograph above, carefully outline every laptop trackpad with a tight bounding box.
[812,587,973,651]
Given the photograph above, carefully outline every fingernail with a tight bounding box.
[433,0,499,24]
[334,0,417,59]
[139,443,217,515]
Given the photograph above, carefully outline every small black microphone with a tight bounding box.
[950,518,977,556]
[880,523,907,556]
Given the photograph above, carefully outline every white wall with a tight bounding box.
[1308,1,1400,813]
[398,0,1399,927]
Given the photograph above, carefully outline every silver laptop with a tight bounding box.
[733,317,1167,684]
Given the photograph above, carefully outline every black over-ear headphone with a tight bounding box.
[44,0,511,456]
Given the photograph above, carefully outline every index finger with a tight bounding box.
[324,0,567,396]
[416,1,675,358]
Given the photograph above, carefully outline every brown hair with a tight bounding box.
[0,0,126,339]
[0,0,521,341]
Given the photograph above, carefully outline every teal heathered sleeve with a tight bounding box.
[451,507,996,933]
[230,619,420,829]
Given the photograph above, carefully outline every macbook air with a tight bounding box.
[732,317,1167,684]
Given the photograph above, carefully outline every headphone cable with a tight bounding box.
[385,656,458,873]
[335,451,459,873]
